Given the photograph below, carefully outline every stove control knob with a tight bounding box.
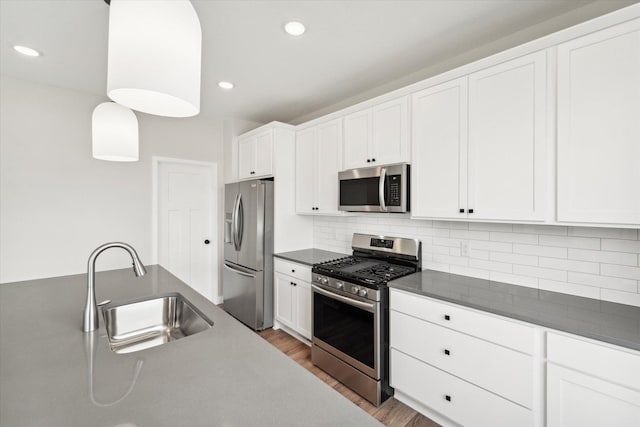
[336,282,344,290]
[359,289,368,297]
[319,277,328,285]
[351,286,359,294]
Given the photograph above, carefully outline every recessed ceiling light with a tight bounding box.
[13,45,41,57]
[284,21,306,37]
[218,81,234,90]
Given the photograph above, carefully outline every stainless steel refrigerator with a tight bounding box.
[223,179,274,330]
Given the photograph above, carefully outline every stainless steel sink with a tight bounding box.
[101,293,213,354]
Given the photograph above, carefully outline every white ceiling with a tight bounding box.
[0,0,636,124]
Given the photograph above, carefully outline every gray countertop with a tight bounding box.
[274,248,347,266]
[0,266,380,427]
[389,269,640,352]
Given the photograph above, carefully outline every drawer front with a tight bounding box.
[547,332,640,391]
[274,258,311,283]
[391,349,532,427]
[391,310,533,408]
[390,289,534,354]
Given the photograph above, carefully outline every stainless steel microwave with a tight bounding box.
[338,163,409,213]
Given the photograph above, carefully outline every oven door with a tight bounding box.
[312,284,380,379]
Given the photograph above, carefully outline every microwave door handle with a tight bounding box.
[379,167,387,212]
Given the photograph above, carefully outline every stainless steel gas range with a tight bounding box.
[311,233,421,406]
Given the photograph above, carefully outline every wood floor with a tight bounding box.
[258,328,440,427]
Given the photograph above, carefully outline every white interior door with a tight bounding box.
[157,160,217,302]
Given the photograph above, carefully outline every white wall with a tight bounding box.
[0,77,223,285]
[313,216,640,307]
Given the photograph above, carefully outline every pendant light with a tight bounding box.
[106,0,202,118]
[92,102,139,162]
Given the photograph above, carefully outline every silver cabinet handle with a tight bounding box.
[224,263,255,278]
[379,167,387,212]
[312,285,375,312]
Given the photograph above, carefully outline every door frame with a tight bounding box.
[151,156,220,303]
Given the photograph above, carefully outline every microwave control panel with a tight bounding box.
[388,175,401,206]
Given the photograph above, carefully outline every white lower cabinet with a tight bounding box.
[392,349,532,427]
[389,289,536,426]
[274,259,312,340]
[546,332,640,427]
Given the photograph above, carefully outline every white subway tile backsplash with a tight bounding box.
[601,239,640,254]
[568,248,638,266]
[433,221,469,230]
[469,259,512,273]
[470,249,490,260]
[600,264,640,280]
[567,272,637,293]
[490,231,538,244]
[489,272,538,289]
[513,265,568,281]
[539,257,600,274]
[450,230,491,240]
[513,244,567,258]
[432,237,462,248]
[313,217,640,306]
[538,235,600,250]
[424,260,450,272]
[469,222,513,232]
[538,279,600,299]
[568,227,638,240]
[434,254,469,267]
[490,251,538,266]
[512,224,568,236]
[450,265,490,280]
[469,240,513,253]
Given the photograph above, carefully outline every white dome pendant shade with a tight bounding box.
[92,102,139,162]
[106,0,202,118]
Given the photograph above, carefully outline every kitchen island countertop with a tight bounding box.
[0,265,381,427]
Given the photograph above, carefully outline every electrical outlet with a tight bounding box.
[461,241,470,257]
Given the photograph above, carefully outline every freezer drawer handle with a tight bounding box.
[224,263,255,278]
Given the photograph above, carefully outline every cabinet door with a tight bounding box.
[294,280,312,340]
[316,119,342,213]
[411,78,468,219]
[295,128,316,213]
[274,273,294,329]
[238,136,256,179]
[547,363,640,427]
[343,109,370,170]
[468,51,547,221]
[254,130,273,177]
[557,20,640,226]
[371,96,409,166]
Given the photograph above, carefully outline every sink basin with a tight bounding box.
[101,293,213,354]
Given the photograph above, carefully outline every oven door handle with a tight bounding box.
[312,285,376,312]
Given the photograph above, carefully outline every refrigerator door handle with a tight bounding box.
[224,263,255,278]
[236,193,244,250]
[232,193,241,251]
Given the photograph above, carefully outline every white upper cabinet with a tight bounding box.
[295,119,343,214]
[412,51,547,222]
[343,96,409,170]
[412,77,468,219]
[238,129,273,180]
[467,50,547,222]
[556,19,640,226]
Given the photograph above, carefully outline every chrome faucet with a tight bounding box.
[83,242,147,332]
